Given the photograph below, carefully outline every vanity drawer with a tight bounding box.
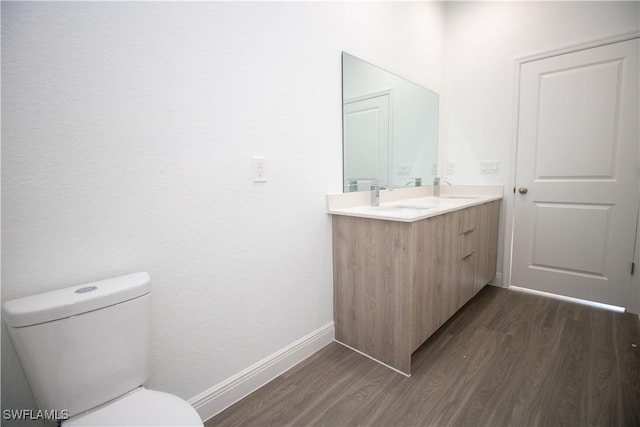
[458,207,477,234]
[457,229,476,260]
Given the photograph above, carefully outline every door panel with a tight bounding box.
[536,59,622,179]
[512,39,639,307]
[531,202,611,276]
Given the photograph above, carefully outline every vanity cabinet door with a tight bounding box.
[474,201,500,294]
[411,215,441,351]
[459,252,476,306]
[439,210,460,323]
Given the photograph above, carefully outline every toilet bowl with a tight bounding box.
[2,272,203,427]
[63,387,202,427]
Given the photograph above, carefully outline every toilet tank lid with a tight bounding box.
[2,272,151,327]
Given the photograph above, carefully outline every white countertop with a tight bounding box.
[327,186,503,223]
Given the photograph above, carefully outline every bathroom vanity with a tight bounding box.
[327,187,502,375]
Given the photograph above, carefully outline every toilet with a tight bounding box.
[2,272,203,426]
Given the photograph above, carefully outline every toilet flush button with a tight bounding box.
[75,286,98,294]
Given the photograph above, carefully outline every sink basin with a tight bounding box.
[438,195,480,200]
[371,204,435,213]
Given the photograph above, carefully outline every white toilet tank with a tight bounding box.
[2,272,151,418]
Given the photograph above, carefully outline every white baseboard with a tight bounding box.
[489,272,504,288]
[189,321,335,422]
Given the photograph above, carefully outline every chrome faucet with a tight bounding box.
[433,177,452,197]
[370,180,393,206]
[371,180,380,207]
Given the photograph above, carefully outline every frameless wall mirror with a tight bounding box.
[342,52,439,192]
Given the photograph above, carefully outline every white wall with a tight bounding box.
[1,1,444,423]
[442,1,639,284]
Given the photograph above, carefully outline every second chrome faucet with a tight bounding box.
[370,180,394,207]
[370,180,381,206]
[433,177,453,197]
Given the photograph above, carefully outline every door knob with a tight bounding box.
[518,187,528,194]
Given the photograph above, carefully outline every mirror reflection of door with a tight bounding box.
[342,52,438,193]
[343,93,391,192]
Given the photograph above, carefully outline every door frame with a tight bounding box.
[503,30,640,313]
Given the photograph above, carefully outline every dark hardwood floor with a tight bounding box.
[206,286,640,426]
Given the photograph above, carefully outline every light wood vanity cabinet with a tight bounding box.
[474,201,500,294]
[332,200,500,375]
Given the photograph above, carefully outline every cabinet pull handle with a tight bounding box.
[462,253,474,260]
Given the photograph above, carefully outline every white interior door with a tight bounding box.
[512,38,639,308]
[343,94,390,189]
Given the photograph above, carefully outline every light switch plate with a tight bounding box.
[480,161,500,174]
[448,162,456,175]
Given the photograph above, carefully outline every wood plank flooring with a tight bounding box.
[205,286,640,426]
